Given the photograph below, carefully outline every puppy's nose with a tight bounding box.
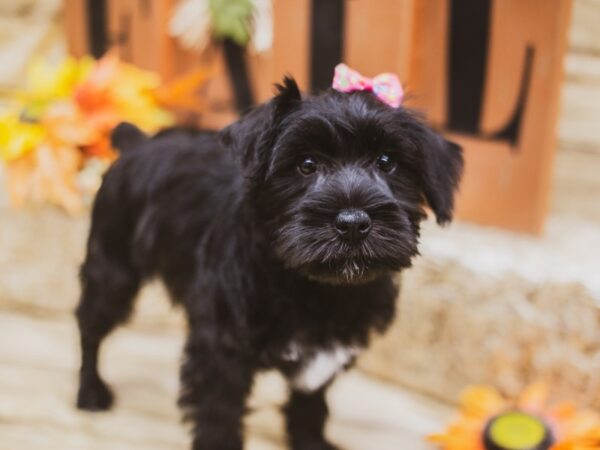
[334,209,372,241]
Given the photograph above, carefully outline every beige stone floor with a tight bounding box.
[0,305,453,450]
[0,155,450,450]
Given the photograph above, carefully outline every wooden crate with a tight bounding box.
[64,0,573,233]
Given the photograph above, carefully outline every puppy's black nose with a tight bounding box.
[334,209,372,241]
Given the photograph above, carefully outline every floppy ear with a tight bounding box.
[418,129,464,225]
[219,76,301,176]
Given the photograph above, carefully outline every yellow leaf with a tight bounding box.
[0,113,45,162]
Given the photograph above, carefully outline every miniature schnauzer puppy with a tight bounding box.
[75,77,463,450]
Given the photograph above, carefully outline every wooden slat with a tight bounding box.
[247,51,275,103]
[479,0,530,133]
[558,0,600,153]
[107,0,134,60]
[63,0,90,57]
[344,0,415,80]
[271,0,311,92]
[405,0,449,125]
[129,0,160,71]
[569,0,600,53]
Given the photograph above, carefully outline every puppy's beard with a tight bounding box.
[297,253,413,285]
[301,261,384,285]
[275,226,418,285]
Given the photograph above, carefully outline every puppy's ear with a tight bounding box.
[417,129,464,225]
[271,76,302,118]
[220,76,301,174]
[111,122,148,152]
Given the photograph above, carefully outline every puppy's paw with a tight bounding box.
[294,441,343,450]
[76,376,114,411]
[310,444,341,450]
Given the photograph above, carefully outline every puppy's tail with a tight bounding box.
[110,122,148,152]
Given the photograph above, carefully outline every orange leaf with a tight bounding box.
[153,66,213,114]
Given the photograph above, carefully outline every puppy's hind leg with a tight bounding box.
[285,387,342,450]
[75,232,141,411]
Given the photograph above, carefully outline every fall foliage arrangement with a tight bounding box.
[0,53,208,213]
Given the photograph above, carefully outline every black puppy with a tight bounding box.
[75,77,463,450]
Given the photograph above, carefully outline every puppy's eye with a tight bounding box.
[298,156,317,175]
[376,153,396,173]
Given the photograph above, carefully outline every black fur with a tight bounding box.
[75,77,463,450]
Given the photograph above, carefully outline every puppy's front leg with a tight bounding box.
[285,387,341,450]
[179,335,254,450]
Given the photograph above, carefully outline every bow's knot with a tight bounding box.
[332,63,404,108]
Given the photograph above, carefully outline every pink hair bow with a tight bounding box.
[332,63,404,108]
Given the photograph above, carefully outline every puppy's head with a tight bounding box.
[221,77,463,285]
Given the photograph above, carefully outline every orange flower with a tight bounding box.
[429,384,600,450]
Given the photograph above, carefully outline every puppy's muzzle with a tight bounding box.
[334,209,372,242]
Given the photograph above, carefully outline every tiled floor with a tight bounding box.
[0,308,452,450]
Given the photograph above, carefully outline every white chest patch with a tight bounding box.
[290,345,360,393]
